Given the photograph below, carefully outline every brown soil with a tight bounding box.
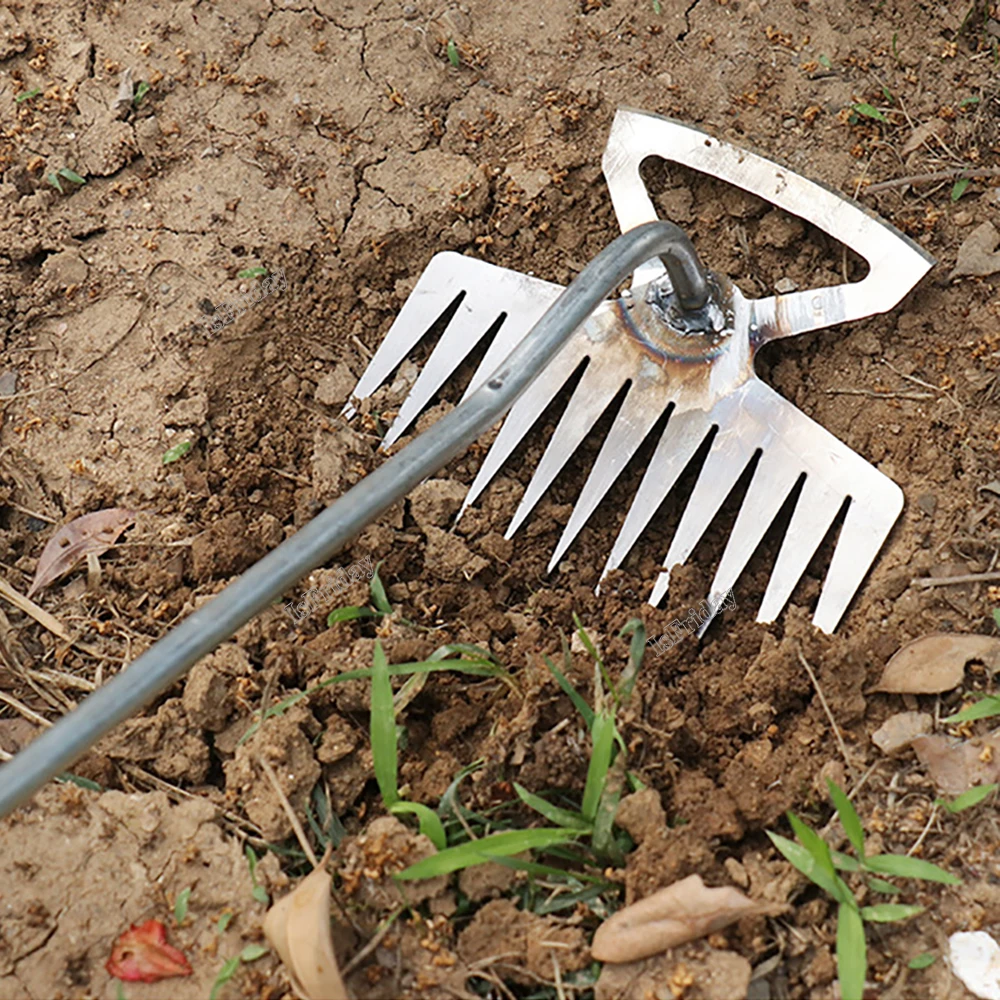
[1,1,999,998]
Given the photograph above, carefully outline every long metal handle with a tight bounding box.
[0,221,706,817]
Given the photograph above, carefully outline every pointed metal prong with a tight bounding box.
[382,306,503,449]
[460,283,565,400]
[648,394,759,607]
[346,252,470,413]
[548,385,670,572]
[754,476,845,625]
[694,454,804,638]
[460,337,589,516]
[599,405,715,583]
[505,347,632,540]
[812,481,903,633]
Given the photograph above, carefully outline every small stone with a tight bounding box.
[917,492,937,516]
[774,277,798,294]
[0,371,17,396]
[872,712,932,756]
[314,363,356,407]
[409,479,466,529]
[724,857,749,889]
[41,250,89,287]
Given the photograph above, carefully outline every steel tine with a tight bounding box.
[460,335,589,515]
[599,404,716,582]
[755,475,845,625]
[694,451,804,637]
[648,394,760,606]
[381,311,498,448]
[460,283,566,399]
[381,266,563,448]
[505,343,634,540]
[812,483,902,632]
[547,382,671,572]
[345,252,470,418]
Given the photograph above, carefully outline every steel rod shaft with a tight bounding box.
[0,221,704,818]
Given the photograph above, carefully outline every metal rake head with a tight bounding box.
[346,109,934,634]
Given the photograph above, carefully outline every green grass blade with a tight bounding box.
[617,619,646,705]
[543,654,594,728]
[951,177,971,202]
[908,953,936,970]
[859,903,924,923]
[938,783,998,814]
[864,854,960,884]
[482,854,609,885]
[57,167,87,184]
[390,801,447,850]
[370,562,393,614]
[827,780,866,859]
[836,902,867,1000]
[853,101,887,122]
[787,812,837,879]
[327,605,378,625]
[174,886,191,925]
[513,783,591,831]
[535,882,612,916]
[581,710,616,822]
[866,877,901,895]
[768,830,852,905]
[395,828,583,880]
[832,850,861,872]
[370,641,398,807]
[942,695,1000,724]
[591,751,626,864]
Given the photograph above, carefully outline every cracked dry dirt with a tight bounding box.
[1,1,999,998]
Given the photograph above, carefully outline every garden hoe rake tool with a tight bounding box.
[0,109,931,817]
[348,108,934,634]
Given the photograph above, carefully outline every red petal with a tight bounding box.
[106,919,193,983]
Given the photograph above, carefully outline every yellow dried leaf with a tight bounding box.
[263,860,348,1000]
[592,874,779,964]
[876,634,1000,694]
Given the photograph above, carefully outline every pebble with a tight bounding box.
[0,371,17,396]
[774,277,798,294]
[917,492,938,516]
[871,712,931,755]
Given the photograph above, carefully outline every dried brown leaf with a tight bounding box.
[950,222,1000,280]
[900,117,950,157]
[28,508,136,597]
[912,734,1000,796]
[591,874,779,964]
[876,634,1000,694]
[263,860,348,1000]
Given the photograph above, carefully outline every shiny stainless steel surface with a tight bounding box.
[348,109,935,634]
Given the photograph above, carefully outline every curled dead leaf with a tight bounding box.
[592,874,781,964]
[263,858,348,1000]
[28,508,137,597]
[876,634,1000,695]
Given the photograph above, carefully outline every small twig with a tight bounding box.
[341,906,405,976]
[0,578,73,641]
[912,570,1000,588]
[864,166,1000,193]
[825,388,932,401]
[257,755,318,868]
[6,502,58,523]
[268,467,311,486]
[0,689,51,727]
[798,649,852,771]
[908,801,939,857]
